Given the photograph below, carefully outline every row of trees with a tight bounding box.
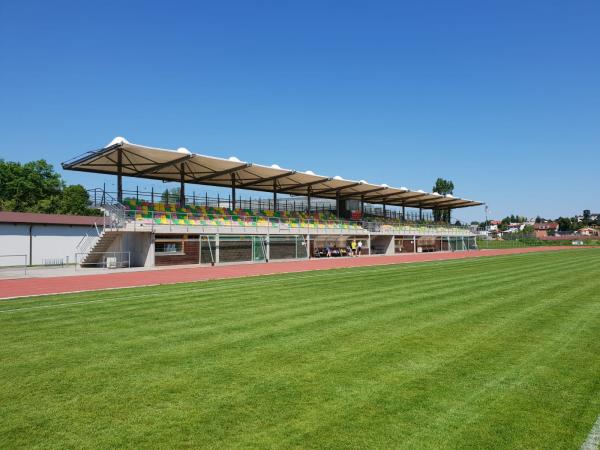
[0,159,99,216]
[556,216,599,232]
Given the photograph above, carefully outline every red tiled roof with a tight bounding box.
[0,211,103,226]
[533,222,559,230]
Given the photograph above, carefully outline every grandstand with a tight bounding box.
[62,137,483,268]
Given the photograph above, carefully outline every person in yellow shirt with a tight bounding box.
[351,239,357,256]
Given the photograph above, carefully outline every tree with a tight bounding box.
[0,159,99,215]
[557,217,574,232]
[0,159,63,212]
[522,224,534,235]
[161,188,181,204]
[432,178,454,223]
[58,185,100,215]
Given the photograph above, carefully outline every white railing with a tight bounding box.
[123,210,366,234]
[119,210,474,236]
[102,203,127,230]
[75,251,131,269]
[0,254,28,276]
[75,219,106,255]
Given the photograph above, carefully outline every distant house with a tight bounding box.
[577,227,599,236]
[575,210,600,222]
[488,220,500,231]
[533,222,559,238]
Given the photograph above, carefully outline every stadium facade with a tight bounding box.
[61,137,483,268]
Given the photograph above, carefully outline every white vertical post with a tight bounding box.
[266,231,270,262]
[215,233,220,264]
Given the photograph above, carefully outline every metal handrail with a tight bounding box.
[88,187,122,207]
[89,188,338,213]
[87,187,453,223]
[75,218,106,254]
[75,251,131,269]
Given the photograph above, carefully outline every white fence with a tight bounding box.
[0,254,28,277]
[75,251,131,269]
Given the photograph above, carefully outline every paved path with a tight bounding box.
[0,247,586,300]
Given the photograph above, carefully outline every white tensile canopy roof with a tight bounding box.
[62,137,483,209]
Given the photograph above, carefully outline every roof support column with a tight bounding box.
[448,209,451,224]
[273,180,277,211]
[179,163,185,207]
[419,207,423,221]
[383,203,386,218]
[336,190,341,219]
[117,148,123,204]
[231,173,236,210]
[361,196,365,215]
[307,187,312,213]
[402,205,406,222]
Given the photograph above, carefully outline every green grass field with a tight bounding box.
[476,238,600,249]
[1,250,599,449]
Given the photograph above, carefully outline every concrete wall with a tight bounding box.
[370,235,394,255]
[0,223,97,266]
[105,232,154,267]
[0,224,29,266]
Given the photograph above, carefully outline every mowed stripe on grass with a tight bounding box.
[0,249,599,449]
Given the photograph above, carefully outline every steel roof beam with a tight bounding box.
[311,182,362,196]
[131,154,194,177]
[278,178,332,191]
[188,163,252,183]
[237,170,297,188]
[61,143,123,169]
[362,190,411,202]
[418,197,462,207]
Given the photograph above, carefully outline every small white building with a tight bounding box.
[0,212,103,266]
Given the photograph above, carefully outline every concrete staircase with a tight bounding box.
[79,230,120,267]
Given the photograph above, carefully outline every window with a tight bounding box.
[155,240,184,255]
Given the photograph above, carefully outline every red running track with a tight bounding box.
[0,247,586,300]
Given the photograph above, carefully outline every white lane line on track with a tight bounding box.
[581,415,600,450]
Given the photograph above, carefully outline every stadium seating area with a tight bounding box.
[363,215,469,235]
[122,199,364,230]
[372,223,469,235]
[121,200,471,235]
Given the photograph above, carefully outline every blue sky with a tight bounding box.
[1,0,598,222]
